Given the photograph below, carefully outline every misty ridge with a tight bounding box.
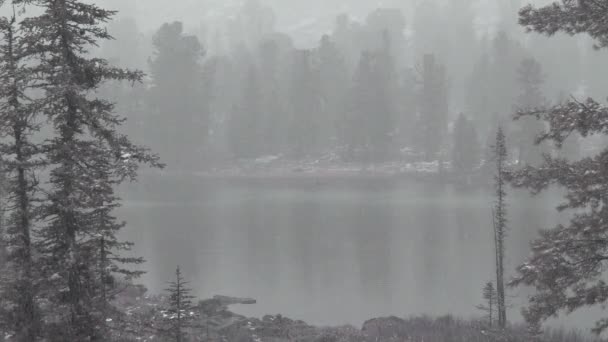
[0,0,607,341]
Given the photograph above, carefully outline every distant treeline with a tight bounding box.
[99,0,594,172]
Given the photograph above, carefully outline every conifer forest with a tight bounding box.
[2,0,608,341]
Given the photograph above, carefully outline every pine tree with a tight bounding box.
[147,21,206,169]
[83,138,147,336]
[258,37,289,154]
[228,65,263,158]
[416,54,448,161]
[163,266,197,342]
[369,31,398,160]
[16,0,161,339]
[412,0,447,60]
[0,12,42,341]
[490,31,523,121]
[317,34,348,149]
[452,113,481,177]
[465,43,493,138]
[444,0,478,110]
[554,92,581,161]
[513,57,546,166]
[509,0,608,334]
[476,282,498,327]
[344,51,375,159]
[492,126,508,329]
[519,0,608,49]
[288,49,322,157]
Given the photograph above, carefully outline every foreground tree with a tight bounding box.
[0,13,42,341]
[492,126,508,329]
[163,266,196,342]
[17,0,161,339]
[476,282,498,327]
[509,0,608,334]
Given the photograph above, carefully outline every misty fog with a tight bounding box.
[100,0,607,328]
[94,0,608,330]
[1,0,608,341]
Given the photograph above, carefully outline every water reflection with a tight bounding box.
[119,176,557,325]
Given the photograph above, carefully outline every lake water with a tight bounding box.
[119,175,560,326]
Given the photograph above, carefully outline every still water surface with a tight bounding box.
[120,175,558,326]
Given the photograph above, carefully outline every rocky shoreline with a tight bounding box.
[114,288,598,342]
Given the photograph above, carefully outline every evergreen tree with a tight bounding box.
[228,65,263,158]
[201,55,239,159]
[317,34,348,149]
[509,1,608,334]
[364,8,407,68]
[100,16,143,70]
[519,0,608,49]
[148,21,206,170]
[0,13,41,341]
[235,0,276,51]
[416,54,448,161]
[344,51,374,159]
[370,31,398,160]
[258,37,288,154]
[466,44,493,138]
[492,126,508,329]
[513,57,546,166]
[554,92,581,161]
[288,49,322,157]
[490,32,525,121]
[452,113,481,177]
[396,67,416,149]
[344,41,398,161]
[99,17,147,142]
[476,282,498,327]
[17,0,161,339]
[412,0,447,60]
[443,0,478,110]
[163,266,196,342]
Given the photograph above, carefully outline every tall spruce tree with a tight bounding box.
[0,12,42,341]
[493,126,508,329]
[15,0,161,339]
[509,0,608,334]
